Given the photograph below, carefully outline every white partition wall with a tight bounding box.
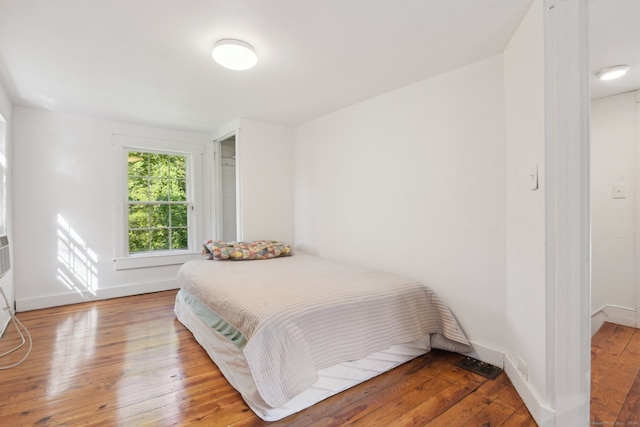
[0,79,13,335]
[543,0,591,425]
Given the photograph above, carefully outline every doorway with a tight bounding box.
[589,0,640,333]
[215,134,237,241]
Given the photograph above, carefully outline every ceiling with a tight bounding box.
[0,1,636,134]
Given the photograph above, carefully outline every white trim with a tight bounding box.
[212,128,242,241]
[0,114,6,236]
[212,138,222,239]
[212,120,240,142]
[111,134,205,266]
[15,279,179,312]
[463,341,556,426]
[112,134,206,155]
[544,0,591,425]
[213,131,232,239]
[635,90,640,329]
[591,304,637,335]
[0,114,9,336]
[466,340,505,369]
[504,352,556,427]
[235,128,244,241]
[113,251,202,270]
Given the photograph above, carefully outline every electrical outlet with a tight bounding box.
[613,184,626,199]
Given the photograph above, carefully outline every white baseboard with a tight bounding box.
[466,342,555,426]
[15,279,179,312]
[504,352,555,427]
[467,340,505,368]
[591,304,637,336]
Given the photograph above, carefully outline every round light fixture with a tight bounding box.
[212,39,257,71]
[596,65,630,81]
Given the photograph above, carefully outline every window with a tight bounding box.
[113,135,204,270]
[127,151,189,253]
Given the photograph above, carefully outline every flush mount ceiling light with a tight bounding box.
[596,65,630,81]
[212,39,257,71]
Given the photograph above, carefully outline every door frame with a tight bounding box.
[212,131,241,241]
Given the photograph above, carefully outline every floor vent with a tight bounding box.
[455,356,503,379]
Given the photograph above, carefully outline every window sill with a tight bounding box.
[114,251,202,271]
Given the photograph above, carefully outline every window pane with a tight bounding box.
[149,153,168,178]
[125,148,191,255]
[129,230,150,253]
[170,156,186,178]
[128,205,149,228]
[128,178,149,201]
[171,204,188,227]
[128,152,146,175]
[127,152,148,177]
[150,228,170,250]
[150,204,169,226]
[172,179,187,201]
[149,178,169,201]
[171,228,188,249]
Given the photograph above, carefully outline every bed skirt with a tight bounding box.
[174,290,432,421]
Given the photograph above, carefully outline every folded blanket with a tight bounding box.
[202,240,293,260]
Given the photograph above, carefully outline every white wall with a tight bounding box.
[591,90,638,330]
[11,112,294,310]
[503,0,548,416]
[0,79,13,332]
[12,107,211,310]
[293,55,507,359]
[237,119,293,244]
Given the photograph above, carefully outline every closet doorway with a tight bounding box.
[215,134,238,241]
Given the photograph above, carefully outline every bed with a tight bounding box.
[174,247,471,421]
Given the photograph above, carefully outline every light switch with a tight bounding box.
[613,184,626,199]
[529,164,539,191]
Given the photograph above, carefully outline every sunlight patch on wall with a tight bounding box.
[57,214,98,298]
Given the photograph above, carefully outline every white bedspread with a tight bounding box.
[177,253,471,407]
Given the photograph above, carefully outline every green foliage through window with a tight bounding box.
[127,151,189,253]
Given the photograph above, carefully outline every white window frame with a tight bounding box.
[0,114,6,236]
[112,135,204,270]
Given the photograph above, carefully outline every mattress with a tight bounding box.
[175,290,432,421]
[174,253,471,421]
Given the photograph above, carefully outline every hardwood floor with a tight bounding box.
[0,290,538,426]
[590,322,640,425]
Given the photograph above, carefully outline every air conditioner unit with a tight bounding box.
[0,235,9,278]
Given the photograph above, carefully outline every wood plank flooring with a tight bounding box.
[590,322,640,425]
[1,290,538,426]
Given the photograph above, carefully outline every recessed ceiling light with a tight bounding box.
[596,65,630,81]
[212,39,257,71]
